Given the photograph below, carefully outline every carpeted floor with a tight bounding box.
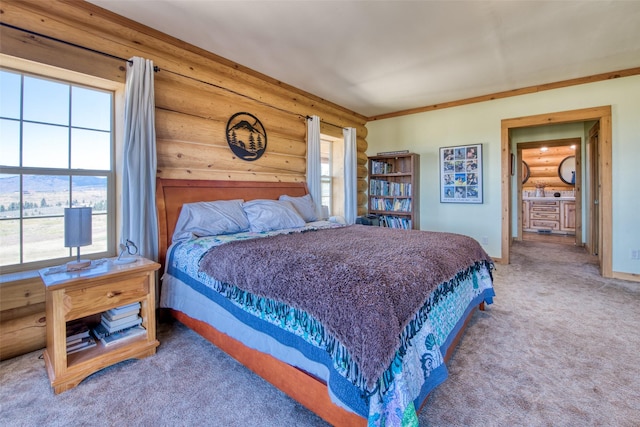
[1,240,639,426]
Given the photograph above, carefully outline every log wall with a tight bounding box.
[0,0,368,360]
[0,275,46,360]
[522,143,577,192]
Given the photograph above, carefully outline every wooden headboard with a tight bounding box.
[155,178,309,267]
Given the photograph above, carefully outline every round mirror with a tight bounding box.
[558,155,576,185]
[522,161,530,184]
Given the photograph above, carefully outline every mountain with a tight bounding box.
[0,175,107,193]
[229,119,266,138]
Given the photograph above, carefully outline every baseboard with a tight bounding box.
[612,271,640,283]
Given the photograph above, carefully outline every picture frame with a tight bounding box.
[439,143,483,204]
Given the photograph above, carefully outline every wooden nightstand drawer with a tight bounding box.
[64,275,149,320]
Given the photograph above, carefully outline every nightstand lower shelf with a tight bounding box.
[43,338,158,394]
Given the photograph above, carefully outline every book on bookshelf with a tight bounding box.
[368,153,418,230]
[376,150,409,156]
[67,336,96,354]
[104,302,141,319]
[100,325,146,347]
[92,317,142,340]
[101,315,143,333]
[103,307,140,322]
[66,319,91,343]
[379,215,412,230]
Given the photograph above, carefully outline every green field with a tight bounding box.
[0,187,108,267]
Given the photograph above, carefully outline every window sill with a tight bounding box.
[0,269,41,285]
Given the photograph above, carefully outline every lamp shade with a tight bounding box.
[64,207,92,248]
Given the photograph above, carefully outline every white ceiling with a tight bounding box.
[89,0,640,118]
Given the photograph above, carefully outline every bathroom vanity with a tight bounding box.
[523,196,575,235]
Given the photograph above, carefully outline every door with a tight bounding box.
[588,123,600,257]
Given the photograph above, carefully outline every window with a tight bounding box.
[320,134,344,217]
[0,68,115,273]
[320,137,333,214]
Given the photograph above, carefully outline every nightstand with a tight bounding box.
[39,256,160,394]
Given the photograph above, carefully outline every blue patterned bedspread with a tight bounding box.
[161,222,495,426]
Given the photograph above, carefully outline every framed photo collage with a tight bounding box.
[439,144,483,204]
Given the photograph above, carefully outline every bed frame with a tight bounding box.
[156,177,482,426]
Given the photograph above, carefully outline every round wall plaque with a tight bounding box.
[226,112,267,161]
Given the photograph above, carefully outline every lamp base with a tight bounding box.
[66,259,91,271]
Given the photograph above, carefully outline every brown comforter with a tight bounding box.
[199,224,492,388]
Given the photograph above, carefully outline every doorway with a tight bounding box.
[501,106,612,277]
[587,122,600,257]
[516,138,582,247]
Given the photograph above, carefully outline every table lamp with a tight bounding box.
[64,207,92,271]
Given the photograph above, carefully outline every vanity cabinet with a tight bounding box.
[523,199,575,235]
[522,201,530,230]
[561,200,576,232]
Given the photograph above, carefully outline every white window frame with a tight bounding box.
[0,55,121,274]
[320,137,333,215]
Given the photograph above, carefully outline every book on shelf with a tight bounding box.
[102,311,140,327]
[67,336,96,354]
[99,325,146,347]
[93,316,142,339]
[104,302,141,319]
[376,150,409,156]
[370,160,395,175]
[100,315,143,334]
[379,215,412,230]
[103,306,140,322]
[66,319,91,343]
[369,179,412,197]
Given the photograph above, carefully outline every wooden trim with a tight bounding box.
[368,68,640,121]
[500,125,511,265]
[611,272,640,283]
[587,122,600,257]
[501,106,613,277]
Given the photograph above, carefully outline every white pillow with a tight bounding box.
[242,199,306,232]
[279,194,318,222]
[172,199,249,242]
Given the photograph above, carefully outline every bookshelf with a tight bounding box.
[368,152,419,229]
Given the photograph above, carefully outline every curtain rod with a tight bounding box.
[305,116,346,131]
[2,22,312,123]
[1,22,133,65]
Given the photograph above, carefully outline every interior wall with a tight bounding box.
[366,75,640,276]
[0,0,369,213]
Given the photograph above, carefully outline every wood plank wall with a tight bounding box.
[0,0,369,360]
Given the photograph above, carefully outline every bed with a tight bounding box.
[156,178,495,426]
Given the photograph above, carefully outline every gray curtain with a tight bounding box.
[343,127,357,224]
[306,115,322,216]
[121,57,158,262]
